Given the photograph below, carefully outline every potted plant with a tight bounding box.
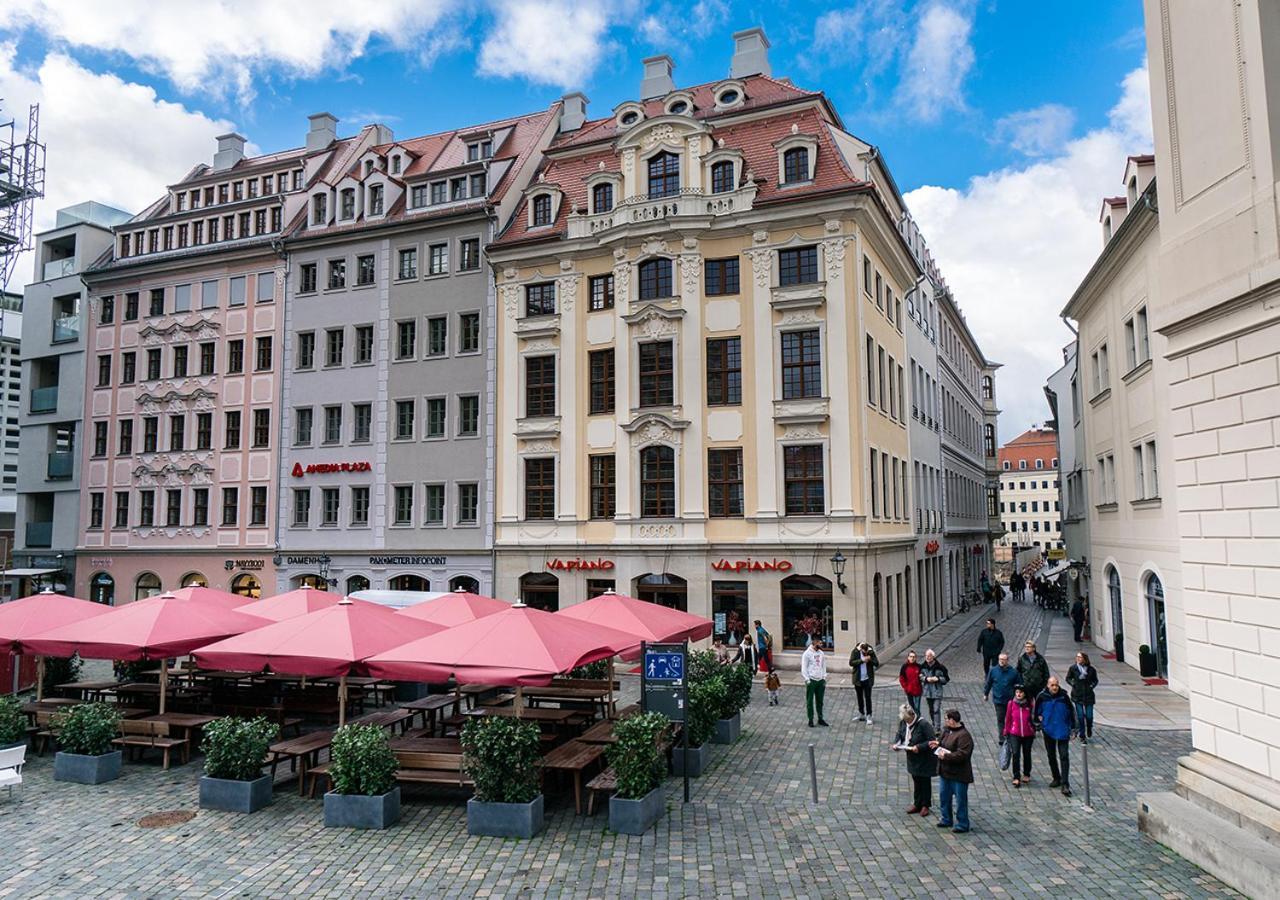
[324,723,400,829]
[42,653,81,698]
[607,711,669,835]
[713,662,753,744]
[673,675,720,777]
[198,716,279,813]
[1138,644,1158,677]
[52,702,122,784]
[0,695,25,751]
[461,716,544,837]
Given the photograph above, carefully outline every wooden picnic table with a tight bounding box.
[54,680,127,701]
[350,708,416,734]
[613,703,640,720]
[268,730,334,796]
[388,736,463,753]
[399,695,461,733]
[140,712,217,742]
[463,707,581,725]
[540,740,608,814]
[578,719,617,744]
[522,685,612,719]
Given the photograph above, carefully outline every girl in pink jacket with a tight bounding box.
[1004,686,1036,786]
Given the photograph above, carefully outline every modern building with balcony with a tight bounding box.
[14,202,131,598]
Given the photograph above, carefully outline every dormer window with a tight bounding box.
[470,172,487,196]
[467,140,493,161]
[532,194,553,226]
[233,182,244,201]
[365,160,375,176]
[340,188,356,220]
[369,184,384,216]
[782,147,809,184]
[176,193,187,212]
[668,100,688,115]
[247,179,258,199]
[647,152,680,199]
[710,161,734,194]
[451,177,466,201]
[713,82,746,109]
[391,155,401,175]
[593,183,614,213]
[312,193,327,225]
[775,134,818,186]
[621,111,640,126]
[430,181,447,204]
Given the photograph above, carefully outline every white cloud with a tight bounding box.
[0,1,457,104]
[639,0,730,48]
[898,1,976,122]
[995,103,1077,156]
[811,1,907,89]
[477,0,615,89]
[1,46,237,291]
[904,62,1153,436]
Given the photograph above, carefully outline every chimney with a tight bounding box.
[212,133,246,172]
[306,113,339,152]
[640,55,675,99]
[729,27,771,78]
[560,92,589,132]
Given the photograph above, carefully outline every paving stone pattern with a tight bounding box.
[0,604,1236,898]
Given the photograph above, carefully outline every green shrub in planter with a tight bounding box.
[567,659,610,680]
[461,715,541,803]
[0,695,25,747]
[42,654,81,697]
[201,717,279,781]
[687,649,721,684]
[719,662,754,718]
[52,702,120,756]
[607,711,669,800]
[685,676,723,749]
[329,724,397,796]
[1139,644,1151,655]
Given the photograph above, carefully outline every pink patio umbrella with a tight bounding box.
[194,598,445,725]
[365,601,642,716]
[0,591,112,699]
[24,592,270,713]
[396,590,510,628]
[238,586,344,622]
[165,585,254,608]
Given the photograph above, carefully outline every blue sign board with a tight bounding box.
[645,651,684,681]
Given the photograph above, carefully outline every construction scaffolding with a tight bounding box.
[0,103,46,289]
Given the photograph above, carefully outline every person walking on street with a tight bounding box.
[1066,651,1099,742]
[1035,676,1078,796]
[764,668,781,706]
[733,634,757,672]
[899,649,923,716]
[983,652,1019,742]
[754,620,772,670]
[1003,686,1036,786]
[892,703,937,816]
[850,641,879,724]
[920,649,950,730]
[1017,640,1050,699]
[929,709,974,833]
[1070,597,1088,643]
[801,639,829,727]
[976,618,1005,675]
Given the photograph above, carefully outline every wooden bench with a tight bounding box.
[28,711,58,756]
[541,740,607,814]
[585,769,616,815]
[112,720,188,770]
[394,750,474,790]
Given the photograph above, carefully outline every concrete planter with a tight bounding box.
[671,742,709,777]
[609,786,664,835]
[467,794,545,838]
[199,775,273,813]
[53,750,122,785]
[713,713,741,744]
[324,788,401,829]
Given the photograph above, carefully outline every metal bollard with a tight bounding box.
[808,743,819,802]
[1081,736,1092,808]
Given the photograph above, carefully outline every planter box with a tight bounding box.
[671,742,709,777]
[1139,652,1158,678]
[609,786,664,835]
[199,774,273,813]
[53,750,122,785]
[467,794,545,838]
[712,713,741,745]
[324,788,401,829]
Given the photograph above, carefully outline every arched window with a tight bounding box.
[293,573,329,590]
[231,573,261,598]
[450,574,480,593]
[981,375,993,399]
[346,574,370,594]
[782,147,809,184]
[647,151,680,198]
[1145,573,1169,678]
[90,572,115,606]
[532,194,552,226]
[181,572,208,588]
[635,573,687,611]
[640,445,675,518]
[637,258,673,300]
[135,572,162,601]
[710,161,734,194]
[520,572,559,611]
[782,574,833,650]
[984,424,996,457]
[592,183,614,213]
[388,574,430,592]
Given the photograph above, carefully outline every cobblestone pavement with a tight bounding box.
[0,604,1235,899]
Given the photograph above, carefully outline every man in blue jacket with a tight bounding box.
[983,652,1019,743]
[1035,675,1078,797]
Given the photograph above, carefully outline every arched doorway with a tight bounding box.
[346,574,370,594]
[135,572,162,601]
[634,573,687,611]
[292,573,330,590]
[388,574,430,592]
[90,572,115,605]
[230,573,262,599]
[450,575,480,593]
[1145,573,1168,678]
[1107,565,1123,663]
[180,572,208,588]
[519,572,559,611]
[782,574,833,650]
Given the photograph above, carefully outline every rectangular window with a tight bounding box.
[255,336,273,371]
[706,337,742,406]
[252,409,271,447]
[356,254,375,286]
[411,185,428,208]
[783,445,824,515]
[249,486,267,526]
[229,276,246,307]
[708,447,744,517]
[355,325,374,364]
[97,355,112,388]
[588,349,614,415]
[199,342,215,375]
[149,288,164,317]
[300,263,317,293]
[778,246,818,286]
[93,421,108,457]
[118,420,133,455]
[172,345,188,378]
[587,454,616,520]
[196,413,212,450]
[704,257,740,296]
[589,274,615,310]
[139,490,155,527]
[525,458,555,520]
[426,397,447,438]
[395,400,415,440]
[640,447,675,518]
[121,351,136,384]
[870,451,878,517]
[638,259,673,300]
[430,182,447,204]
[324,329,343,367]
[294,407,313,446]
[124,292,139,320]
[227,339,244,374]
[166,489,182,527]
[351,486,370,525]
[99,295,115,325]
[146,349,161,381]
[459,238,480,271]
[781,329,822,399]
[525,283,556,317]
[396,320,417,360]
[459,312,480,353]
[292,488,311,527]
[393,485,414,525]
[352,403,372,443]
[174,283,191,312]
[638,341,674,408]
[397,248,418,280]
[143,416,159,453]
[427,317,448,356]
[328,259,346,290]
[458,395,479,436]
[192,488,208,526]
[457,483,478,524]
[525,356,556,417]
[323,406,342,444]
[428,243,448,275]
[321,488,340,526]
[368,184,383,215]
[424,484,445,525]
[169,414,185,451]
[296,332,315,369]
[114,492,129,529]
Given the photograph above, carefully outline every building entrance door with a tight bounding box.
[1107,566,1124,663]
[1146,575,1169,679]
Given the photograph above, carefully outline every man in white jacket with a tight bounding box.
[802,639,830,727]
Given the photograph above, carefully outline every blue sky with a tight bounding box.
[0,0,1152,433]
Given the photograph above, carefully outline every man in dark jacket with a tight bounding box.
[1035,676,1078,797]
[850,642,879,724]
[976,618,1005,674]
[983,652,1019,742]
[1070,598,1087,642]
[1017,640,1050,698]
[892,703,937,816]
[929,709,974,833]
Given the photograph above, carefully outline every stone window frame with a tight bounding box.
[773,134,819,186]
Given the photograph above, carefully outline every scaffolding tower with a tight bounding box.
[0,103,46,289]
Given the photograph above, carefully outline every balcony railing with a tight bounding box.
[566,185,758,239]
[30,386,58,413]
[42,258,76,280]
[47,451,74,480]
[25,521,53,548]
[52,314,81,342]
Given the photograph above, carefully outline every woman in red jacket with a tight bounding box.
[899,649,924,716]
[1003,685,1036,786]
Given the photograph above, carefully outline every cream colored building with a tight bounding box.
[995,427,1063,556]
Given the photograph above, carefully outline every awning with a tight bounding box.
[0,568,62,578]
[1040,560,1074,582]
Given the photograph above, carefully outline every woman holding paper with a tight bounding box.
[892,703,937,817]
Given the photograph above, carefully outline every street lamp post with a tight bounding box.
[829,550,847,594]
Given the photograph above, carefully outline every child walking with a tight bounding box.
[765,668,781,706]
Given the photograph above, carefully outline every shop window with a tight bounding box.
[389,574,430,592]
[180,572,208,588]
[450,575,480,594]
[90,572,115,605]
[230,573,262,599]
[635,572,687,611]
[781,574,833,650]
[293,574,329,590]
[712,581,748,645]
[135,572,162,601]
[346,574,371,594]
[586,579,615,598]
[520,572,559,611]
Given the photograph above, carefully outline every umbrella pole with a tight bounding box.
[515,685,523,719]
[159,664,168,715]
[607,657,615,719]
[36,656,44,701]
[11,651,19,697]
[338,675,347,727]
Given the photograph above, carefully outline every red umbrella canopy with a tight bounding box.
[23,593,270,661]
[0,593,112,650]
[365,601,642,686]
[166,586,253,608]
[396,591,510,628]
[557,591,713,646]
[239,586,344,622]
[194,598,445,678]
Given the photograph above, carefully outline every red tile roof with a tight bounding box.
[998,428,1059,471]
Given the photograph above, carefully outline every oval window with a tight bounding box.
[718,90,739,106]
[620,111,639,126]
[668,100,688,115]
